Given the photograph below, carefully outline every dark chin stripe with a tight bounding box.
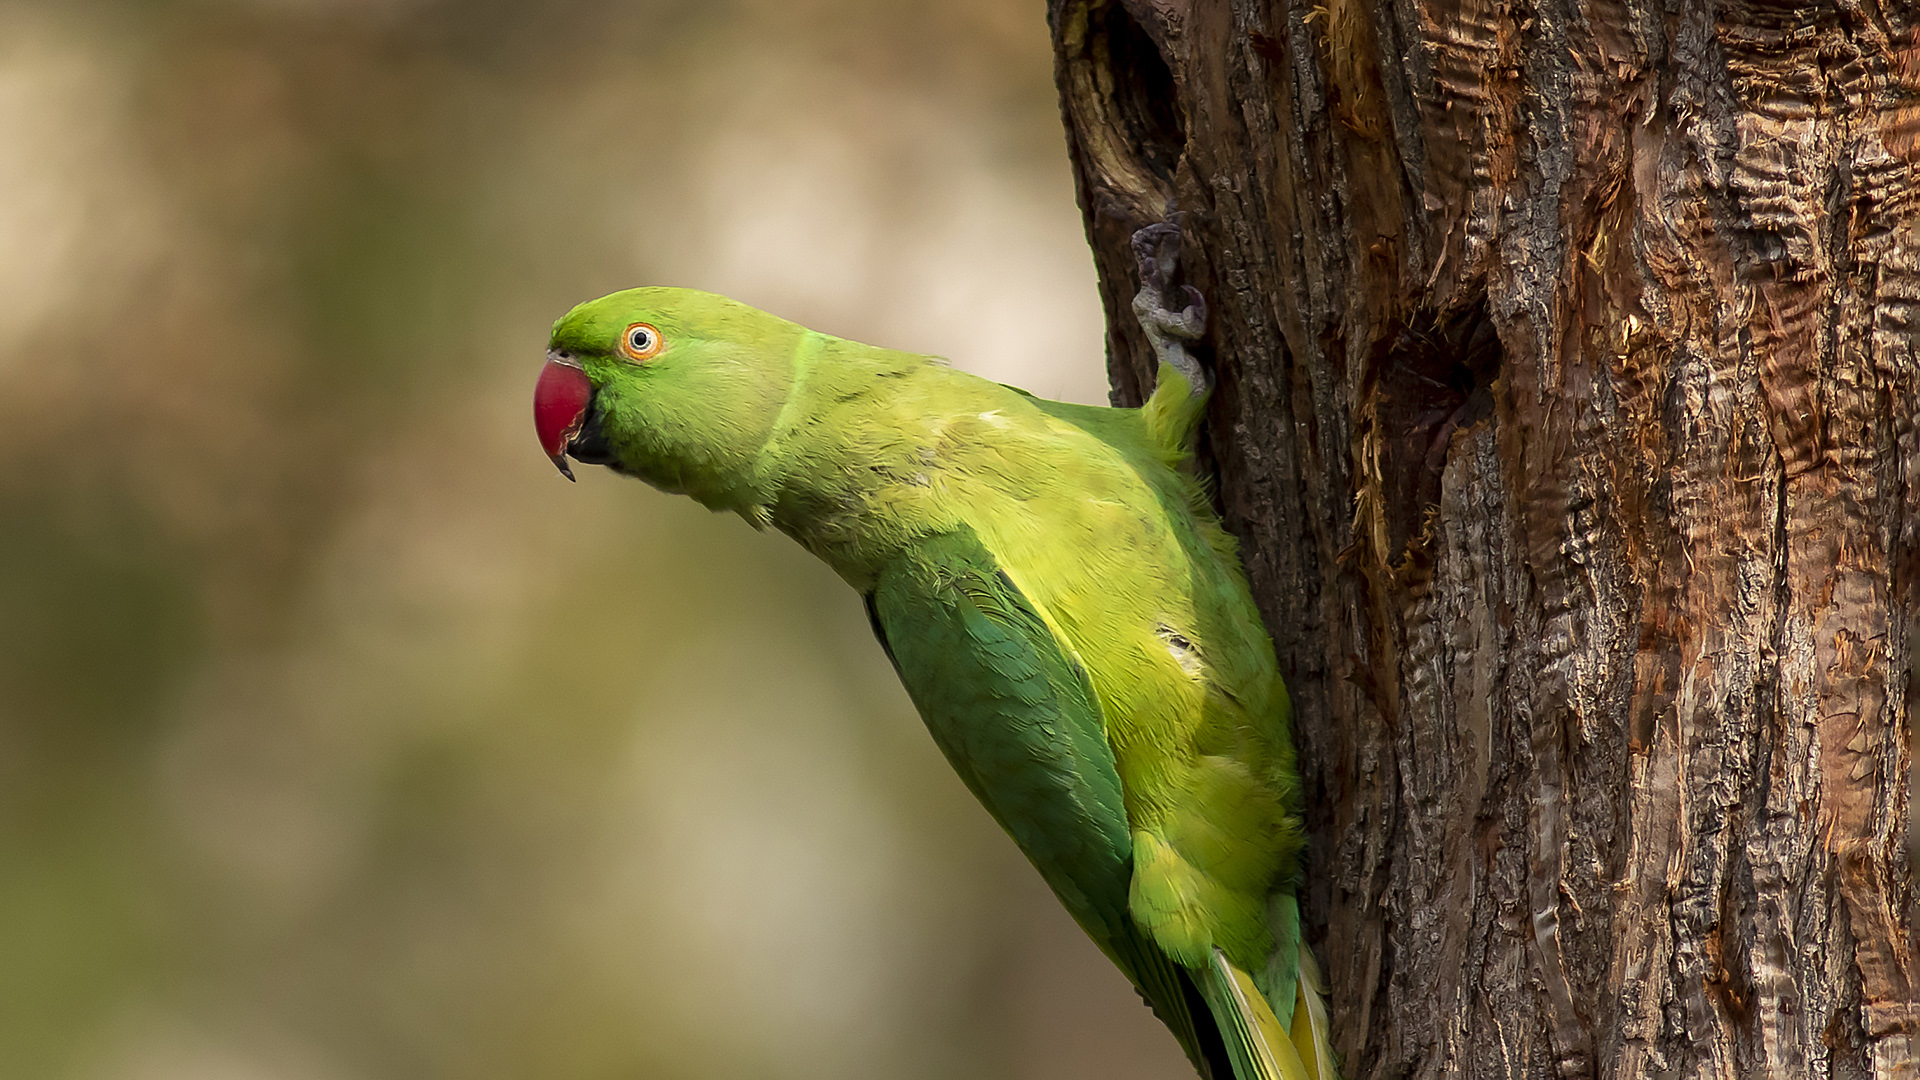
[566,396,618,467]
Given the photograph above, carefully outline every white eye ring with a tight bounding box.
[628,326,654,352]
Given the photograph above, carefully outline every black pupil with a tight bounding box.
[631,329,650,350]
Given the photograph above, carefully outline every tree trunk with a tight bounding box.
[1047,1,1918,1076]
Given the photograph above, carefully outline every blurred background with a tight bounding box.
[0,1,1194,1078]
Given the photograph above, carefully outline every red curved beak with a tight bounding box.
[534,352,592,481]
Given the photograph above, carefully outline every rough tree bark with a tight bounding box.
[1047,1,1918,1076]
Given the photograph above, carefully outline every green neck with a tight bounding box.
[750,334,939,589]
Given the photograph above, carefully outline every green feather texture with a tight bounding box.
[548,287,1336,1080]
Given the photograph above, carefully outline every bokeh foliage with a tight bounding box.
[0,1,1188,1077]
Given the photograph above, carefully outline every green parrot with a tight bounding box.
[533,226,1335,1080]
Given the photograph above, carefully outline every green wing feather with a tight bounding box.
[869,527,1337,1080]
[867,528,1217,1075]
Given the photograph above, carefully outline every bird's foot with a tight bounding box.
[1130,222,1208,395]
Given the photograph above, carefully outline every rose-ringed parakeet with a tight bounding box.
[533,226,1335,1080]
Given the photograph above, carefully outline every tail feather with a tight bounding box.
[1200,949,1315,1080]
[1287,945,1337,1080]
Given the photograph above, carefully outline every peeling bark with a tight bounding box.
[1049,1,1918,1076]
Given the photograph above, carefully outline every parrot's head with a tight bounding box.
[536,287,804,507]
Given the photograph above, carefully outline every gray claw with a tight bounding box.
[1129,222,1209,394]
[1131,288,1206,343]
[1132,222,1183,297]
